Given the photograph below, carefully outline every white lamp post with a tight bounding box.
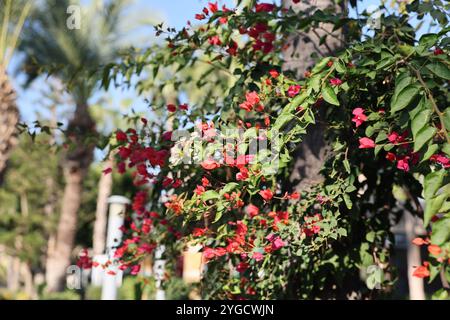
[101,195,130,300]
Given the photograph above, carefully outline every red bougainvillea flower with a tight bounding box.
[412,264,430,278]
[246,204,260,218]
[287,85,301,97]
[226,41,238,56]
[428,244,442,256]
[208,35,221,46]
[116,130,128,142]
[386,152,396,162]
[352,107,367,127]
[102,167,112,175]
[269,69,279,78]
[193,227,207,237]
[434,48,444,55]
[259,189,273,201]
[329,78,343,86]
[195,13,206,20]
[236,262,249,273]
[359,137,375,149]
[201,176,210,187]
[162,131,172,141]
[201,159,220,170]
[208,2,218,13]
[255,3,275,12]
[252,252,264,262]
[179,103,189,110]
[236,167,249,181]
[167,104,177,112]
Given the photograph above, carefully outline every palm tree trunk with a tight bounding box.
[282,0,344,188]
[45,101,95,292]
[92,157,114,255]
[0,65,19,184]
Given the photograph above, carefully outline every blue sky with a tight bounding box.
[9,0,416,156]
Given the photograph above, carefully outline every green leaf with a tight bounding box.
[321,85,339,106]
[413,126,436,152]
[424,169,446,200]
[422,144,439,162]
[430,216,450,246]
[419,33,439,48]
[390,84,420,113]
[424,193,447,226]
[426,62,450,80]
[220,182,239,195]
[201,190,220,202]
[366,231,375,243]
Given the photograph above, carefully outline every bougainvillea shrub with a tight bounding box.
[84,0,449,299]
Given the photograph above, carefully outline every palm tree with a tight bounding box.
[0,0,33,184]
[19,0,131,292]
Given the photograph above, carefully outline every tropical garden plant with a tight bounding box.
[67,0,450,299]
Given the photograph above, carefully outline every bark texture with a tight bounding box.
[0,65,19,184]
[45,102,96,292]
[282,0,344,190]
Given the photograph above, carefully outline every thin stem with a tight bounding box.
[410,65,450,144]
[0,0,12,64]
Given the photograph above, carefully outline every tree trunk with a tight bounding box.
[282,0,344,190]
[92,157,114,255]
[0,65,19,184]
[45,102,96,292]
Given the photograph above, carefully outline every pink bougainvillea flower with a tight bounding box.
[359,137,375,149]
[252,252,264,262]
[246,204,260,218]
[272,237,286,250]
[130,264,141,275]
[195,185,206,196]
[352,107,367,127]
[259,189,274,201]
[208,35,222,46]
[397,156,410,172]
[287,84,301,97]
[201,159,220,170]
[329,78,342,86]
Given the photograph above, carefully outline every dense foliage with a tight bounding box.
[82,0,450,299]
